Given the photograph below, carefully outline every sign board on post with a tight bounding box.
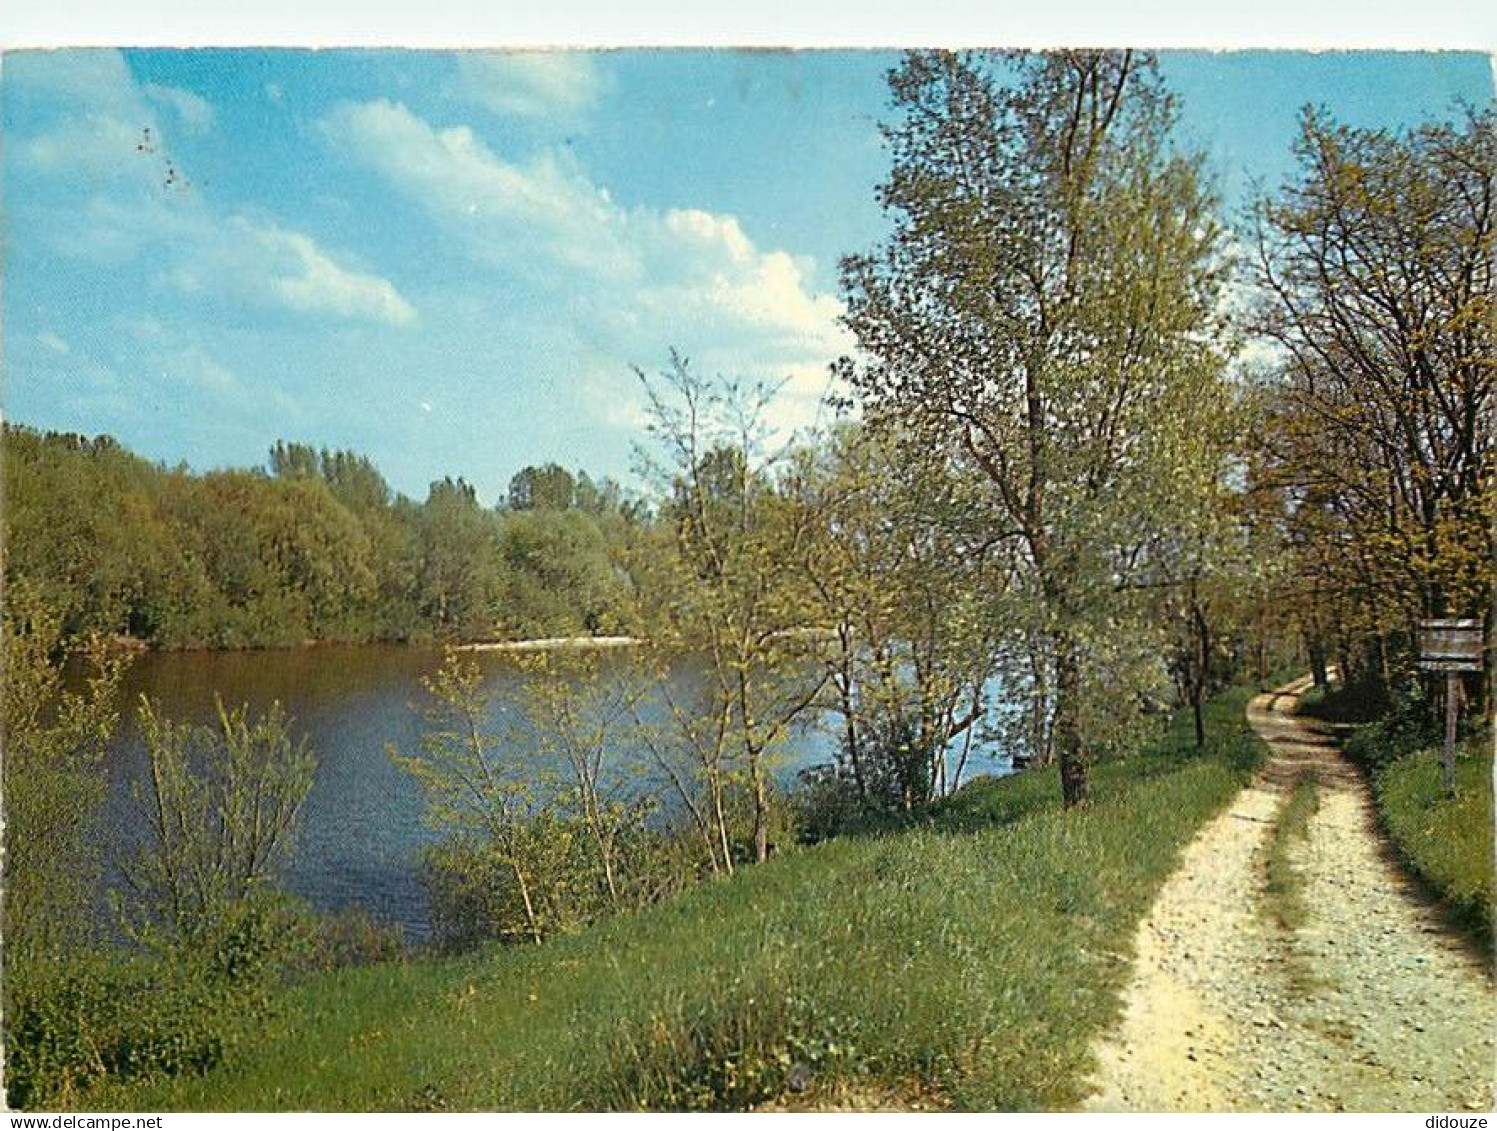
[1417,619,1484,797]
[1416,619,1484,672]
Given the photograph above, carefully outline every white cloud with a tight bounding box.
[158,341,242,395]
[454,52,602,121]
[143,330,300,420]
[648,209,845,347]
[11,52,172,188]
[268,230,417,326]
[22,113,151,178]
[207,220,418,327]
[14,50,415,330]
[321,98,852,434]
[321,99,629,277]
[142,82,215,133]
[38,331,71,355]
[7,50,141,115]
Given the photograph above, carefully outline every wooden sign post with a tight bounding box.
[1416,619,1484,796]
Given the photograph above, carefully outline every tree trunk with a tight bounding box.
[1191,591,1210,749]
[843,700,867,800]
[1375,633,1393,708]
[951,686,979,794]
[580,782,621,906]
[711,777,734,876]
[836,634,869,800]
[512,860,542,944]
[750,758,770,862]
[1054,633,1088,808]
[596,826,620,906]
[1308,635,1329,689]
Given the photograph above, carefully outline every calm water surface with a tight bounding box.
[99,644,1010,938]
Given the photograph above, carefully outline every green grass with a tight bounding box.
[1263,771,1320,936]
[90,689,1267,1112]
[1373,737,1493,951]
[1259,770,1322,995]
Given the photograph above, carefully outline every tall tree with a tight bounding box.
[636,353,827,861]
[414,477,505,638]
[499,508,625,637]
[508,464,578,512]
[842,51,1234,805]
[791,423,1006,808]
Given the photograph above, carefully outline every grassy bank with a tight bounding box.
[1372,739,1493,949]
[91,689,1266,1112]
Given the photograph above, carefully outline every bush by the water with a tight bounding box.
[91,688,1266,1112]
[4,897,409,1109]
[6,952,231,1110]
[7,899,285,1108]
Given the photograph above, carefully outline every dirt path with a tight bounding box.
[1083,676,1495,1112]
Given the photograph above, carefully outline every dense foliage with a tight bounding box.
[2,580,128,961]
[2,427,641,648]
[0,586,402,1109]
[841,50,1242,806]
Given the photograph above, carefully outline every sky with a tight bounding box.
[2,49,1491,504]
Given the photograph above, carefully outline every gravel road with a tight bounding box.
[1083,675,1495,1112]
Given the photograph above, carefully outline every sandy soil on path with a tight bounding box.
[1083,676,1494,1112]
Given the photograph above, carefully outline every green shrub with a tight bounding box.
[421,835,542,952]
[122,697,315,942]
[792,764,879,843]
[1334,686,1439,773]
[5,951,231,1109]
[297,907,410,971]
[2,892,414,1110]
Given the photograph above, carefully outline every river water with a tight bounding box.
[97,644,1011,938]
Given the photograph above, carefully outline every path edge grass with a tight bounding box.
[1262,770,1320,935]
[1367,740,1494,955]
[1258,768,1322,995]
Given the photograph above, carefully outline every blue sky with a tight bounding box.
[3,50,1490,503]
